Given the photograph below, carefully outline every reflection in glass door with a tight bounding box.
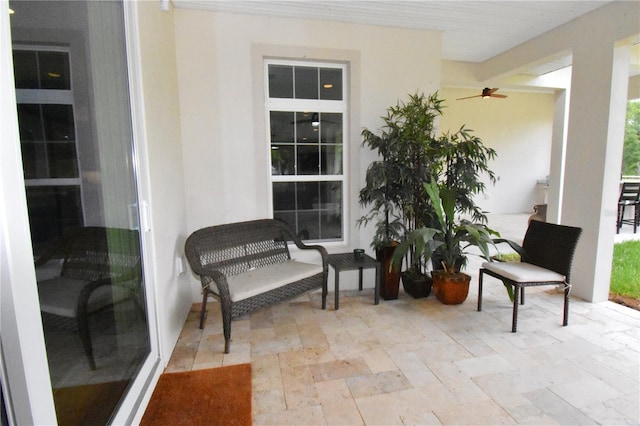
[10,1,150,424]
[14,47,83,252]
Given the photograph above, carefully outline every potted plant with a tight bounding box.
[357,129,405,299]
[359,91,497,300]
[359,92,446,298]
[393,179,499,304]
[406,102,497,299]
[359,92,448,298]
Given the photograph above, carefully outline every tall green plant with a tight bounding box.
[384,92,444,232]
[358,92,445,250]
[435,127,497,222]
[357,130,405,249]
[392,179,498,274]
[425,180,497,272]
[358,91,497,270]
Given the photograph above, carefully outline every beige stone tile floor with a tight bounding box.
[166,214,640,425]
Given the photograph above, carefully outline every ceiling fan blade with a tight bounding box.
[291,118,340,124]
[457,87,507,100]
[456,94,483,100]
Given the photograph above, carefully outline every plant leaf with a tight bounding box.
[504,282,514,301]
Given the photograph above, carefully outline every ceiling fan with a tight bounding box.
[292,112,339,126]
[456,87,507,100]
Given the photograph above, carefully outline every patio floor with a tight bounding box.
[166,214,640,425]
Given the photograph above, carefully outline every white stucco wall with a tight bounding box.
[173,10,442,296]
[439,88,555,214]
[135,2,192,363]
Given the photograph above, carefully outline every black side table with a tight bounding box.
[327,253,380,310]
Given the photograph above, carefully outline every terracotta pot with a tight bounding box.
[376,244,401,300]
[431,271,471,305]
[431,254,465,272]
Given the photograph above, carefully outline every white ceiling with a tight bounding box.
[173,0,614,63]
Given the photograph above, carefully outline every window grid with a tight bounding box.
[14,45,83,247]
[266,59,346,242]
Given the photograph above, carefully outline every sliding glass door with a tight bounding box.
[8,1,152,423]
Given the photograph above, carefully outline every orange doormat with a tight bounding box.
[141,364,252,426]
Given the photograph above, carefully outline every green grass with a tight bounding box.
[492,252,521,262]
[611,240,640,299]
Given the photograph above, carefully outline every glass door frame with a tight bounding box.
[112,2,163,422]
[0,1,162,423]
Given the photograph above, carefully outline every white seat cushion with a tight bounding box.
[218,260,322,302]
[482,261,565,283]
[38,276,133,317]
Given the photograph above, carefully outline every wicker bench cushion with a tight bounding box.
[38,277,132,317]
[482,261,565,283]
[219,260,322,302]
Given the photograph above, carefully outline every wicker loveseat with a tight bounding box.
[184,219,328,353]
[35,226,143,370]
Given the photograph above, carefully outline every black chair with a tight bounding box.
[477,220,582,332]
[35,227,143,370]
[617,182,640,233]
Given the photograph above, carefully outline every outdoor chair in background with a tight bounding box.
[617,181,640,233]
[528,203,547,223]
[35,226,143,370]
[477,220,582,332]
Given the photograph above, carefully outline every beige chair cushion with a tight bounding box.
[38,277,133,317]
[482,261,565,283]
[215,260,322,302]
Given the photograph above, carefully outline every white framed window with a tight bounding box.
[13,45,83,254]
[265,59,347,242]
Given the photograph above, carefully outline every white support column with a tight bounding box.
[561,42,630,302]
[547,88,569,224]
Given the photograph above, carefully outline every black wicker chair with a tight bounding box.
[617,182,640,233]
[477,220,582,332]
[36,227,143,370]
[184,219,328,353]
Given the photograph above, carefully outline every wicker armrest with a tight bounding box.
[34,233,68,267]
[275,220,329,267]
[199,269,232,299]
[76,277,117,316]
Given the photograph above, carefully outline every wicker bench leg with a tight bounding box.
[322,280,327,309]
[199,291,209,329]
[222,308,231,354]
[77,315,96,370]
